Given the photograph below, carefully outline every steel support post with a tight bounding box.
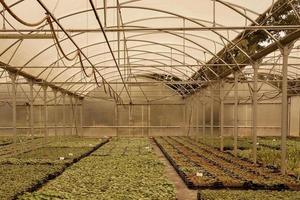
[29,80,34,137]
[115,104,118,137]
[210,87,214,138]
[69,95,73,135]
[128,104,131,135]
[183,102,187,135]
[62,93,66,136]
[103,0,107,27]
[280,44,293,175]
[80,99,84,137]
[53,89,58,136]
[252,61,259,163]
[142,105,144,136]
[117,2,120,66]
[202,102,206,139]
[42,85,48,138]
[9,72,17,145]
[233,71,239,157]
[197,99,200,139]
[220,81,224,152]
[148,103,151,136]
[74,97,78,136]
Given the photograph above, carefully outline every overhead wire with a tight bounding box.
[1,0,122,103]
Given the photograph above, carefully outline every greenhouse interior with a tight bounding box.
[0,0,300,199]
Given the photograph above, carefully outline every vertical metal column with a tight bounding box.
[233,71,239,157]
[80,99,84,137]
[183,102,186,135]
[128,104,131,135]
[103,0,107,27]
[280,45,292,175]
[148,103,151,136]
[74,97,78,136]
[62,93,66,136]
[42,85,48,138]
[142,105,144,136]
[220,81,224,151]
[29,80,34,137]
[196,99,199,139]
[202,102,206,138]
[9,73,17,145]
[117,1,121,66]
[210,87,214,138]
[115,104,118,137]
[252,62,259,163]
[69,95,73,135]
[53,89,57,136]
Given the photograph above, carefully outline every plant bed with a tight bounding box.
[0,137,57,158]
[156,136,300,191]
[13,147,92,162]
[197,189,300,200]
[46,137,104,148]
[0,138,109,200]
[0,163,64,200]
[19,138,176,200]
[236,142,300,179]
[155,137,224,189]
[176,136,300,190]
[0,136,41,147]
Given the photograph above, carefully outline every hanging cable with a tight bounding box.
[47,16,78,61]
[0,0,48,27]
[89,0,132,104]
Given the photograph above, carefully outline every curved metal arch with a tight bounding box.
[221,1,261,16]
[46,55,197,95]
[1,1,289,69]
[28,38,203,68]
[2,3,252,80]
[85,72,190,98]
[129,43,208,57]
[63,5,254,64]
[80,73,186,99]
[125,31,224,50]
[257,68,300,79]
[123,30,223,56]
[69,66,191,97]
[47,50,197,84]
[24,35,204,69]
[41,41,202,80]
[28,38,208,90]
[20,5,254,65]
[0,0,288,97]
[70,58,196,97]
[110,24,235,76]
[59,57,193,96]
[113,6,254,61]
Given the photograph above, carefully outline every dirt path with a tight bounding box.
[150,139,197,200]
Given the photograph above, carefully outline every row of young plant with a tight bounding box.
[0,136,107,200]
[199,136,300,178]
[155,136,300,190]
[155,137,221,189]
[0,136,41,147]
[173,137,299,189]
[0,137,57,157]
[201,136,300,151]
[20,138,176,200]
[197,189,300,200]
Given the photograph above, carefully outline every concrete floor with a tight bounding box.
[151,139,198,200]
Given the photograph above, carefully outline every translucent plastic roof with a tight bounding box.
[0,0,297,101]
